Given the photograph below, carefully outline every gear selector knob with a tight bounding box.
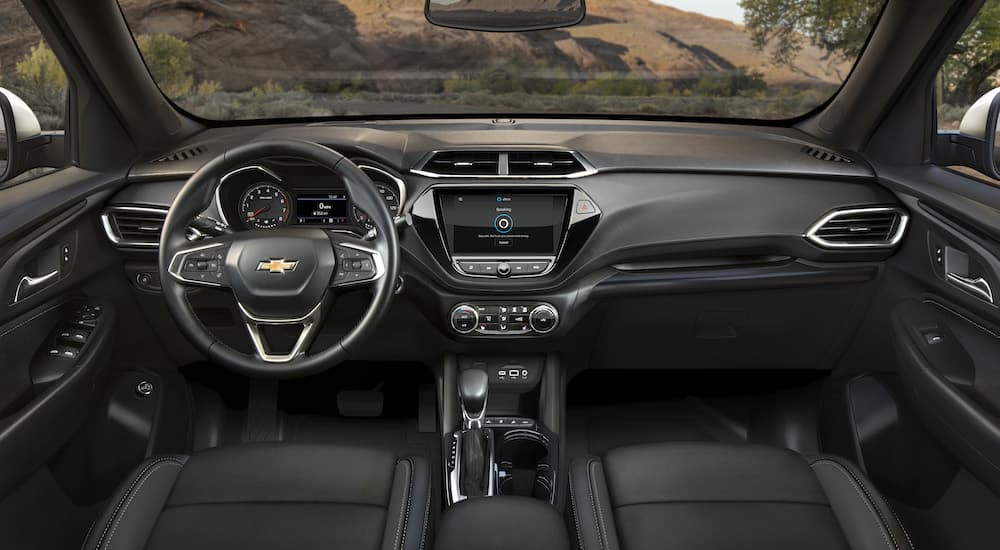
[459,369,489,429]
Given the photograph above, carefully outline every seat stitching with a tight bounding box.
[393,458,413,550]
[822,457,908,550]
[102,459,185,550]
[568,477,586,550]
[883,499,916,550]
[810,459,898,550]
[418,474,431,550]
[587,458,609,550]
[92,457,184,550]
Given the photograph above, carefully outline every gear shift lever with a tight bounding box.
[459,369,489,429]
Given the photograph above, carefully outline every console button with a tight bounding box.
[509,261,550,276]
[497,262,511,277]
[529,304,558,334]
[450,305,478,334]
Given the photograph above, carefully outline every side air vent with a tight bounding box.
[413,149,595,178]
[805,207,908,249]
[101,207,206,247]
[508,151,585,176]
[801,145,854,164]
[422,151,501,176]
[153,145,207,163]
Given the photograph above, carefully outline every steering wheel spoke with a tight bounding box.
[331,236,386,288]
[166,239,234,287]
[238,300,325,363]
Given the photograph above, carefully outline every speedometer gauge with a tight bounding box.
[240,183,290,230]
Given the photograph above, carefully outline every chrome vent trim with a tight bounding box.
[805,207,908,249]
[801,145,854,164]
[412,149,596,178]
[153,145,207,163]
[101,206,203,248]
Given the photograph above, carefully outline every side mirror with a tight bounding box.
[948,88,1000,179]
[0,87,65,184]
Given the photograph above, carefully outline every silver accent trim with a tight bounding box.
[447,430,498,505]
[946,273,995,304]
[101,206,168,248]
[102,206,211,248]
[411,148,597,179]
[13,270,59,303]
[216,165,282,228]
[528,304,559,334]
[332,241,387,287]
[356,163,408,224]
[237,300,324,363]
[166,241,228,288]
[804,206,909,249]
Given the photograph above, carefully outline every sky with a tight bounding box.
[654,0,745,24]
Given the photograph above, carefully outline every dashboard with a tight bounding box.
[100,120,908,354]
[214,159,405,234]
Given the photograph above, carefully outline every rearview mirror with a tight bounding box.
[425,0,585,32]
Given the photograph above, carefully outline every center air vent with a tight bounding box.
[414,149,594,178]
[805,207,908,249]
[508,151,585,176]
[422,151,501,176]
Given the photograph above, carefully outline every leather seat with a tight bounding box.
[82,443,432,550]
[569,442,914,550]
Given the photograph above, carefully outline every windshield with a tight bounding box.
[118,0,885,121]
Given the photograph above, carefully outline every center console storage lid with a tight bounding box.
[434,496,569,550]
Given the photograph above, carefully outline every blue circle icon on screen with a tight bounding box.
[494,214,513,234]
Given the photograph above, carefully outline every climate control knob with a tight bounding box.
[528,304,558,334]
[450,304,479,334]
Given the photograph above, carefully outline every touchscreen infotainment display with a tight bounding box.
[295,192,348,225]
[438,191,568,255]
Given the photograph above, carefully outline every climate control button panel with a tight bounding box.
[449,302,559,336]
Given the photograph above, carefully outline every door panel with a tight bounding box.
[0,170,124,499]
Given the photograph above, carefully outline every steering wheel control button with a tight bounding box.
[450,305,479,334]
[171,243,231,286]
[333,244,380,285]
[529,304,559,334]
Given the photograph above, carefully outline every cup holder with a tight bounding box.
[497,429,555,502]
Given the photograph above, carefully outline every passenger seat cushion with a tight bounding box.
[82,444,432,550]
[569,442,914,550]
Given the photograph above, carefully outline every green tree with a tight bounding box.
[136,34,193,97]
[741,0,1000,105]
[15,41,67,116]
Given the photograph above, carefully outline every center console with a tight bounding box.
[445,356,560,506]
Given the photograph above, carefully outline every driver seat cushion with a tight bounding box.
[569,442,915,550]
[82,443,432,550]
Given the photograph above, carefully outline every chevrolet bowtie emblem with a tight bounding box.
[257,259,299,274]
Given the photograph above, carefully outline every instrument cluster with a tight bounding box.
[216,159,405,233]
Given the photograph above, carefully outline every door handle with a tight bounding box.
[13,269,59,304]
[946,272,994,304]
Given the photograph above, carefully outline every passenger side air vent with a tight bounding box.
[422,151,501,176]
[805,207,908,249]
[153,145,207,163]
[801,145,854,164]
[102,208,167,247]
[508,151,585,176]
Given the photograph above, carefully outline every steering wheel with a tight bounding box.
[158,140,399,378]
